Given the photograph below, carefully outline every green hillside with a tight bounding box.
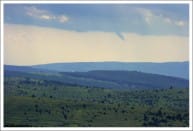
[4,76,189,127]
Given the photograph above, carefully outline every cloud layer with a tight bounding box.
[4,24,189,65]
[136,7,187,27]
[4,4,189,36]
[25,6,69,23]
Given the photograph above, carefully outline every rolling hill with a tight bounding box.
[5,66,189,89]
[4,64,189,127]
[32,62,189,79]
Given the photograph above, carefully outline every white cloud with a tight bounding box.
[58,15,69,23]
[40,15,54,20]
[164,17,187,27]
[136,8,187,27]
[175,21,186,27]
[163,17,172,24]
[136,8,154,24]
[4,24,189,65]
[25,6,48,18]
[25,6,69,23]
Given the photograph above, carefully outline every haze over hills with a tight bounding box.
[31,61,189,79]
[5,66,189,89]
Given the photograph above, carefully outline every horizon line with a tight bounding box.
[4,60,189,66]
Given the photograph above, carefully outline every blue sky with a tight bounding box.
[4,4,189,38]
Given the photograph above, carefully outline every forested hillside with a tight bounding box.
[4,75,189,127]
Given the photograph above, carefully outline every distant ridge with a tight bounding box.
[4,69,188,89]
[31,61,189,79]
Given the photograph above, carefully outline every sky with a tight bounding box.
[4,4,189,65]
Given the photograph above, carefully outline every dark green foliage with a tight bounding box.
[4,76,189,127]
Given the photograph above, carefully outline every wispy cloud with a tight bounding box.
[4,4,189,36]
[163,17,172,24]
[25,6,69,23]
[57,15,69,23]
[136,8,154,24]
[136,8,187,27]
[163,17,186,27]
[174,21,186,27]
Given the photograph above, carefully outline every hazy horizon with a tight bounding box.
[4,60,189,66]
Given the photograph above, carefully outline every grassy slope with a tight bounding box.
[4,77,189,127]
